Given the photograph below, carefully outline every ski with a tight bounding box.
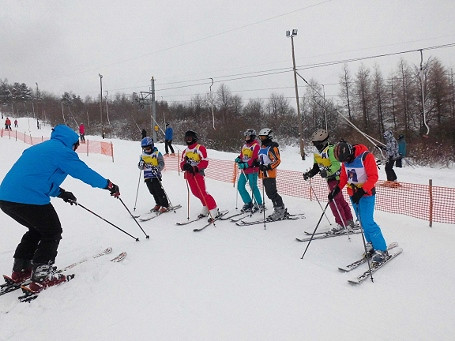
[218,211,246,221]
[111,252,127,262]
[176,215,206,226]
[60,247,113,271]
[347,247,403,285]
[18,274,76,303]
[193,210,229,232]
[296,229,362,242]
[236,212,305,226]
[338,242,399,272]
[1,247,112,297]
[17,250,127,303]
[219,206,264,222]
[138,204,182,221]
[304,225,361,236]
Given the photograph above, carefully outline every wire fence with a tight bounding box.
[2,129,453,226]
[1,128,114,161]
[163,152,455,226]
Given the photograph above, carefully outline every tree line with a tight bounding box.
[1,56,454,165]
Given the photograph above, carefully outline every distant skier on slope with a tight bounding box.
[383,130,399,182]
[0,124,120,293]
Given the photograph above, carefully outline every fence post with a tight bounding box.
[428,179,433,227]
[177,150,180,176]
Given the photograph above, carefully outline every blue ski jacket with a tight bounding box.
[0,125,108,205]
[165,126,173,140]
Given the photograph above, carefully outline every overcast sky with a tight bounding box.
[1,0,454,106]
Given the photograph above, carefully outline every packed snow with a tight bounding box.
[1,118,454,341]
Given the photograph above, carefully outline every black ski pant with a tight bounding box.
[385,157,397,181]
[262,178,284,208]
[0,200,62,265]
[145,178,169,208]
[165,139,175,154]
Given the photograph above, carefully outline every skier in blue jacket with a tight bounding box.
[164,123,175,155]
[0,124,120,293]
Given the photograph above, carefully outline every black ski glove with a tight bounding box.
[351,188,365,204]
[303,172,312,181]
[58,188,77,205]
[259,164,270,172]
[319,169,328,178]
[106,180,120,198]
[328,186,340,202]
[183,163,197,174]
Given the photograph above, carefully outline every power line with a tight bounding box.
[132,42,455,99]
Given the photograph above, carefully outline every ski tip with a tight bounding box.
[348,279,361,285]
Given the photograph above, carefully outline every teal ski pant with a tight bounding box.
[352,195,387,252]
[238,172,262,205]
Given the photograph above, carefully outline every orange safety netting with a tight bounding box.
[1,129,114,161]
[163,152,455,226]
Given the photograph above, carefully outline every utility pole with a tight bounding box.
[286,29,305,160]
[99,74,104,138]
[151,77,157,142]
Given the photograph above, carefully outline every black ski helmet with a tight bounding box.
[334,141,354,162]
[184,130,198,145]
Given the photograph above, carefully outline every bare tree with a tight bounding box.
[339,64,354,121]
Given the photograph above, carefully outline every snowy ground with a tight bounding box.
[1,119,454,341]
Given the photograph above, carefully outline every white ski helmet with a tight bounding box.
[311,129,329,142]
[258,128,273,139]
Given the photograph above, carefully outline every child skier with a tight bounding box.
[303,129,354,232]
[235,129,263,212]
[330,141,388,264]
[138,137,169,213]
[180,130,220,222]
[257,128,287,221]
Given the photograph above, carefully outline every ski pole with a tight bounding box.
[118,197,149,239]
[158,177,177,213]
[309,179,331,225]
[356,203,374,283]
[235,170,239,210]
[327,183,352,241]
[244,170,258,217]
[261,177,266,230]
[300,202,330,259]
[73,200,139,241]
[133,169,142,211]
[185,179,190,220]
[332,198,352,242]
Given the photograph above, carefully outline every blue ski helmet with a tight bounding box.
[141,137,154,149]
